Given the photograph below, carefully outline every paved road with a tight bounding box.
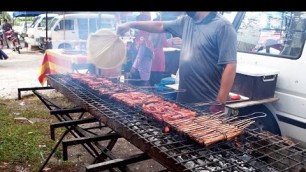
[0,48,44,99]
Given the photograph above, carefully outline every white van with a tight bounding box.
[25,13,58,47]
[38,13,116,50]
[220,11,306,144]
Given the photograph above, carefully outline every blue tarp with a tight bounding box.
[13,11,45,18]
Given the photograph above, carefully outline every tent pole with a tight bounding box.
[45,12,48,49]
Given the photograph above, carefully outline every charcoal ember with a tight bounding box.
[132,126,139,130]
[212,158,219,163]
[196,159,206,166]
[198,150,209,156]
[153,131,159,135]
[237,160,245,164]
[194,169,210,172]
[160,146,167,151]
[230,157,239,163]
[267,167,279,172]
[177,156,184,162]
[218,161,229,168]
[251,160,279,172]
[239,154,252,162]
[181,149,191,154]
[167,151,175,156]
[166,140,173,144]
[221,151,232,157]
[208,155,215,161]
[185,161,195,169]
[237,166,255,172]
[154,141,162,146]
[205,165,220,171]
[143,133,150,138]
[126,122,134,127]
[148,136,158,142]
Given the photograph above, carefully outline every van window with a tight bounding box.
[99,18,113,29]
[58,20,74,30]
[78,17,115,40]
[39,17,56,27]
[78,18,90,40]
[89,18,98,33]
[30,16,41,28]
[237,12,306,59]
[48,18,58,30]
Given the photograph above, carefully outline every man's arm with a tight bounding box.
[216,63,237,104]
[117,21,164,36]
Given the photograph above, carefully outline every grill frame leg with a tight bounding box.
[85,153,151,172]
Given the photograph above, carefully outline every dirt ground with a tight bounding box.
[0,47,168,172]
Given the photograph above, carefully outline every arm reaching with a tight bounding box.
[216,63,237,104]
[117,21,164,36]
[209,63,236,114]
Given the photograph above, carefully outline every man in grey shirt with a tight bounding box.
[117,12,237,113]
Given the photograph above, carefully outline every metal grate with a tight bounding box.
[47,74,306,172]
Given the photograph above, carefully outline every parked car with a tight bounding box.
[25,13,59,47]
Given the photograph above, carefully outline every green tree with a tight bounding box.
[0,11,12,23]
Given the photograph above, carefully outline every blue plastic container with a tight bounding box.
[155,77,177,100]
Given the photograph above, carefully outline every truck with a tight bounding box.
[220,11,306,144]
[167,11,306,145]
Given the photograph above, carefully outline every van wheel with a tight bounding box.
[58,43,72,49]
[236,105,281,135]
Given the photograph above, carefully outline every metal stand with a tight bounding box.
[18,86,153,172]
[17,86,53,100]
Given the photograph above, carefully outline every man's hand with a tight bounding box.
[171,37,182,47]
[208,102,225,114]
[116,23,131,36]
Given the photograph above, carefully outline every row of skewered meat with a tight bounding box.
[167,114,253,146]
[68,73,253,146]
[70,73,135,95]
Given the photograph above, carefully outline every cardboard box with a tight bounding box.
[231,65,279,100]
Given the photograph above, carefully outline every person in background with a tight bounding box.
[117,11,237,113]
[129,12,154,86]
[149,15,172,86]
[2,19,12,32]
[124,40,137,74]
[1,19,13,48]
[2,19,22,50]
[0,49,9,60]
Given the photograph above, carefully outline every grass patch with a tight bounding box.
[0,96,69,171]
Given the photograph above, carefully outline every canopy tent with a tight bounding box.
[13,11,45,18]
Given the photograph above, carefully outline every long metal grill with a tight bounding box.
[47,74,306,172]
